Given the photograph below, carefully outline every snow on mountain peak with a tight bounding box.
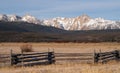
[43,15,91,30]
[0,14,8,21]
[7,14,21,21]
[0,14,120,30]
[82,17,118,30]
[43,15,120,30]
[0,14,41,24]
[22,14,41,24]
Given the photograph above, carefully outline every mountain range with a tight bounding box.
[0,14,120,42]
[0,14,120,30]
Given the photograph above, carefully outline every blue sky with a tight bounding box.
[0,0,120,20]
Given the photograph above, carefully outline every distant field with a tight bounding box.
[0,42,120,73]
[0,29,120,43]
[0,42,120,53]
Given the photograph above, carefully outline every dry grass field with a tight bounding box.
[0,62,120,73]
[0,42,120,53]
[0,42,120,73]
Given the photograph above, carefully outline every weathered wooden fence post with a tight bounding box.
[114,50,119,61]
[99,49,101,53]
[12,54,18,65]
[48,52,52,64]
[21,49,24,66]
[48,51,55,64]
[93,50,96,63]
[119,50,120,59]
[93,50,99,63]
[10,49,13,66]
[52,49,55,64]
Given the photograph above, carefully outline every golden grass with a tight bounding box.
[0,62,120,73]
[0,42,120,53]
[0,42,120,73]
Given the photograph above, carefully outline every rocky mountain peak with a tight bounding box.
[0,14,120,30]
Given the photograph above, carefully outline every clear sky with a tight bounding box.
[0,0,120,20]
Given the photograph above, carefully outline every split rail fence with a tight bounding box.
[0,51,55,66]
[94,50,120,63]
[0,50,120,67]
[55,53,94,63]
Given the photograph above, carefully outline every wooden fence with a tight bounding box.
[0,54,11,67]
[12,52,55,66]
[94,50,120,63]
[0,50,120,67]
[0,51,55,66]
[55,53,94,63]
[0,50,12,67]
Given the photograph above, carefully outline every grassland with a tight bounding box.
[0,42,120,73]
[0,62,120,73]
[0,42,120,53]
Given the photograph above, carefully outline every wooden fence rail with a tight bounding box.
[94,50,120,63]
[11,52,55,66]
[55,53,94,63]
[0,54,11,67]
[0,50,120,67]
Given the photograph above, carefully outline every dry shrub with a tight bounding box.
[20,44,33,52]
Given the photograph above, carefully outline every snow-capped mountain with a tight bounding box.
[0,14,41,24]
[8,15,21,21]
[0,14,8,21]
[43,15,120,30]
[0,14,120,30]
[81,18,119,30]
[43,15,91,30]
[0,14,21,21]
[22,14,41,24]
